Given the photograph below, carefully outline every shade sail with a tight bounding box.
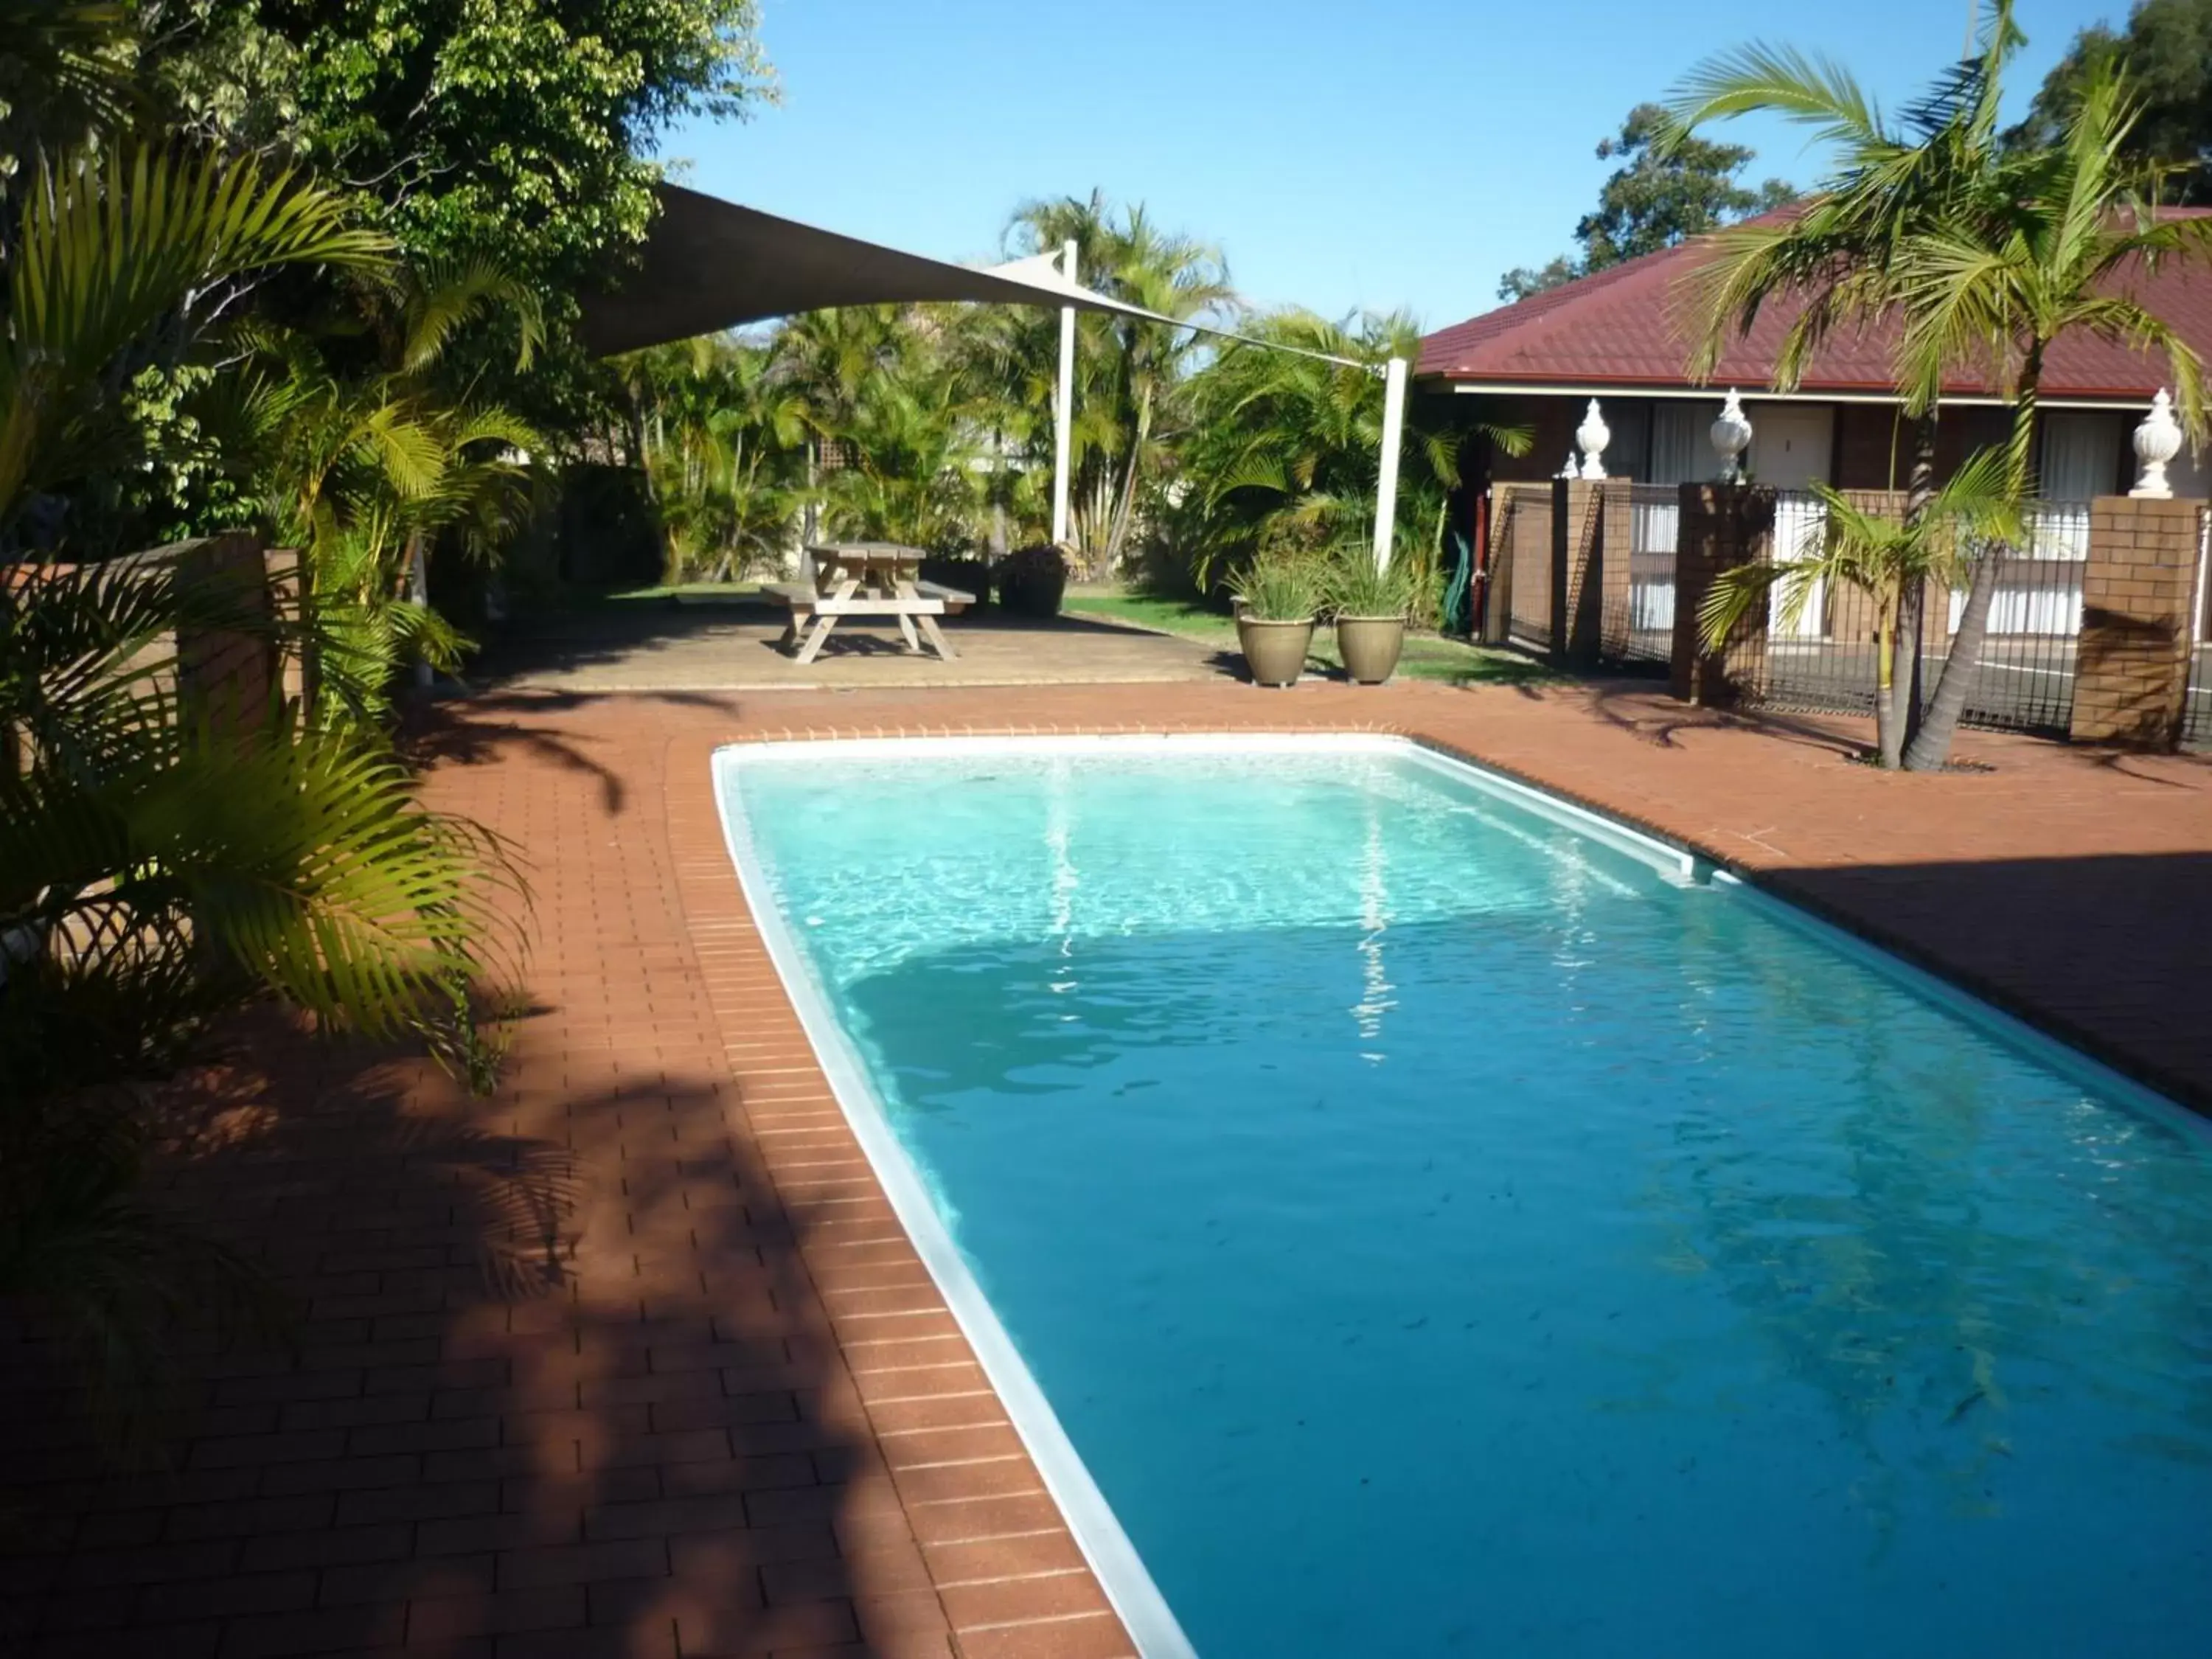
[577,185,1164,356]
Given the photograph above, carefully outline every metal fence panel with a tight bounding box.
[1747,492,2087,736]
[1755,490,1879,716]
[1597,484,1676,667]
[1502,487,1554,653]
[1941,501,2087,736]
[2185,507,2212,752]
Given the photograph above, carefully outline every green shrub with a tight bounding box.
[1229,549,1323,621]
[1324,546,1414,619]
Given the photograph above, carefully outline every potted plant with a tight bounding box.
[997,542,1073,618]
[1327,549,1412,685]
[1230,551,1321,687]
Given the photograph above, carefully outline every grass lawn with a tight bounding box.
[1065,588,1557,688]
[615,581,765,604]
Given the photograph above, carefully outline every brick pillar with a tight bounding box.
[2070,496,2201,748]
[1479,487,1514,644]
[177,530,276,738]
[263,546,314,714]
[1671,483,1772,704]
[1554,478,1605,669]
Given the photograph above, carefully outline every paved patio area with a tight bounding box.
[6,663,2211,1659]
[478,600,1225,694]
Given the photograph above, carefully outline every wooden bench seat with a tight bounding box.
[912,579,975,615]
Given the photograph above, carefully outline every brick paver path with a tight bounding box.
[5,674,2208,1658]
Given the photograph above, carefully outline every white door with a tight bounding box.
[1750,404,1834,638]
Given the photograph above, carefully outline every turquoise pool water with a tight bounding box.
[719,737,2212,1659]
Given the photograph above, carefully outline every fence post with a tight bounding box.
[2070,496,2199,748]
[1672,483,1770,704]
[262,546,316,717]
[1481,488,1513,644]
[176,531,276,739]
[1554,477,1605,669]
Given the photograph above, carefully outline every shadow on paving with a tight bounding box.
[1759,850,2212,1114]
[400,689,745,817]
[473,593,1175,686]
[0,1004,880,1658]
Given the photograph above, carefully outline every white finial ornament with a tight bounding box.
[1710,389,1753,483]
[1557,451,1579,480]
[2131,389,2182,498]
[1576,399,1611,479]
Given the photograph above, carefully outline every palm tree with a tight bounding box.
[1,145,389,540]
[824,371,988,553]
[1,145,518,1444]
[1001,192,1235,574]
[1666,0,2212,768]
[237,258,543,714]
[618,333,809,581]
[1181,309,1528,616]
[769,304,910,544]
[1894,53,2212,762]
[1699,448,2020,698]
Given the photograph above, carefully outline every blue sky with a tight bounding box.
[663,0,2117,331]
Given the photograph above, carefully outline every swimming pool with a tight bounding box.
[715,734,2212,1659]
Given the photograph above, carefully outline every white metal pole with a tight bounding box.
[1052,240,1077,547]
[1372,355,1409,572]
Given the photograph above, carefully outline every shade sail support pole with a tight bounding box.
[1051,240,1077,548]
[1374,355,1409,572]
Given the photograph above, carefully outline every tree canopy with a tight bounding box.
[2016,0,2212,202]
[1498,102,1794,301]
[159,0,775,287]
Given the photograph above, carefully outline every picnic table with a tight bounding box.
[768,542,972,665]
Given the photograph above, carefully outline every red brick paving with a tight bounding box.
[4,672,2209,1659]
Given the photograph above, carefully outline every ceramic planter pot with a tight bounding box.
[1335,616,1407,685]
[1237,616,1315,687]
[996,544,1069,618]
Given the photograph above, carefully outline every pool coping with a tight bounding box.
[712,737,1198,1659]
[705,728,2211,1659]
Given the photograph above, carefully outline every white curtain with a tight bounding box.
[2039,411,2120,501]
[1649,404,1703,485]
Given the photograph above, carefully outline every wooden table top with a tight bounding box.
[806,541,925,566]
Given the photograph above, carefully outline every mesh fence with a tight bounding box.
[1596,484,1677,667]
[1748,493,2090,737]
[1499,485,1554,653]
[2185,509,2212,753]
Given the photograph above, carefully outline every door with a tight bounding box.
[1750,404,1834,638]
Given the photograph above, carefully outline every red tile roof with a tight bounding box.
[1418,209,2212,402]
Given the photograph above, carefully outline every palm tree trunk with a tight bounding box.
[989,428,1009,559]
[1102,384,1154,574]
[801,437,820,579]
[1906,351,2042,771]
[1890,414,1939,765]
[1905,554,1999,769]
[1871,586,1902,769]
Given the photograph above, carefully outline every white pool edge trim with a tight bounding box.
[710,743,1201,1659]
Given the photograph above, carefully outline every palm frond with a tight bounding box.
[1661,42,1887,153]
